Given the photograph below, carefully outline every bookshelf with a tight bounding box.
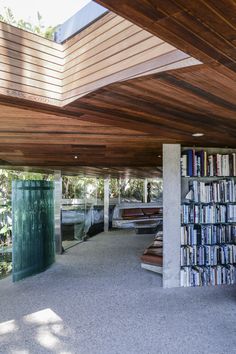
[180,147,236,287]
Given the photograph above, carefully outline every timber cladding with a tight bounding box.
[0,1,235,175]
[0,12,199,106]
[0,62,235,175]
[95,0,236,76]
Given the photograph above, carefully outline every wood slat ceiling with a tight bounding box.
[0,102,163,177]
[0,1,235,177]
[0,63,235,177]
[0,12,199,106]
[66,64,236,147]
[95,0,236,77]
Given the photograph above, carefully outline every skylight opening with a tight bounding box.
[0,0,91,40]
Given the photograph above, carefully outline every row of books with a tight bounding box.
[181,265,235,287]
[180,244,236,266]
[181,204,236,224]
[181,149,236,177]
[181,224,236,246]
[185,179,236,203]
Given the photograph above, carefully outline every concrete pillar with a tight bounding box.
[143,178,148,203]
[104,176,110,232]
[54,171,62,254]
[83,178,86,226]
[118,177,121,204]
[95,177,98,205]
[163,144,181,288]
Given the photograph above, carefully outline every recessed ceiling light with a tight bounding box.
[74,155,78,159]
[192,133,204,137]
[157,155,161,158]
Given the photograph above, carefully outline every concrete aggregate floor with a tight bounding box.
[0,230,236,354]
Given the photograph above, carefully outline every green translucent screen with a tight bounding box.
[12,180,54,282]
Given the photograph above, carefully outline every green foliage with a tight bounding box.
[120,178,144,201]
[61,176,159,203]
[0,224,9,235]
[0,203,11,244]
[0,7,57,40]
[0,7,14,24]
[0,169,52,202]
[62,176,104,200]
[0,259,12,278]
[0,250,12,278]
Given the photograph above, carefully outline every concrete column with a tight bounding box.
[95,177,98,205]
[54,171,62,254]
[83,178,86,226]
[118,177,121,204]
[163,144,181,288]
[143,178,148,203]
[104,176,110,232]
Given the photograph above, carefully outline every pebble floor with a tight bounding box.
[0,229,236,354]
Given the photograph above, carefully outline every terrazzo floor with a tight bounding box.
[0,229,236,354]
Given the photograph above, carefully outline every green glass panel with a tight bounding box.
[12,180,54,281]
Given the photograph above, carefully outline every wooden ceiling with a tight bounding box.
[95,0,236,77]
[0,1,235,177]
[68,64,236,147]
[0,101,164,177]
[0,12,198,106]
[1,62,235,176]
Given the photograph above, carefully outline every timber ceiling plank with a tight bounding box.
[95,0,236,75]
[0,2,235,176]
[0,11,199,106]
[0,62,236,176]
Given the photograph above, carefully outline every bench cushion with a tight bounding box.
[122,208,146,219]
[142,208,158,216]
[142,207,162,216]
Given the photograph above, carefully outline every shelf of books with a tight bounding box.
[180,147,236,287]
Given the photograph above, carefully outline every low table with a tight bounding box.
[134,220,159,234]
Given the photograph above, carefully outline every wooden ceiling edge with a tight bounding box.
[0,63,205,112]
[0,54,201,109]
[93,0,212,64]
[0,61,218,140]
[0,165,162,178]
[0,10,203,108]
[94,1,236,76]
[116,57,202,84]
[60,54,202,106]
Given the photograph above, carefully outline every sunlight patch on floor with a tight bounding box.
[0,309,73,354]
[23,308,62,325]
[0,319,18,335]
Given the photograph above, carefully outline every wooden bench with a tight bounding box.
[122,207,162,220]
